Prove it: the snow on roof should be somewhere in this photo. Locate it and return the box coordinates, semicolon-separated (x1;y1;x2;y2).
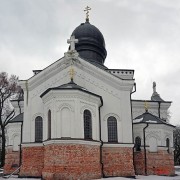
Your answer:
133;118;143;123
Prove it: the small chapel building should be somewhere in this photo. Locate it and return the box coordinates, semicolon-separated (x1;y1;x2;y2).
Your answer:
3;9;175;180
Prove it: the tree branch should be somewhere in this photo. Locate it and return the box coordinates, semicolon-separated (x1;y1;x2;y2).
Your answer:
4;110;15;126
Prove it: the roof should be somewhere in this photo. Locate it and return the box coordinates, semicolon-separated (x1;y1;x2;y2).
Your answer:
72;21;107;67
9;113;23;123
57;80;87;90
133;111;175;127
132;99;172;103
40;80;103;102
151;92;164;102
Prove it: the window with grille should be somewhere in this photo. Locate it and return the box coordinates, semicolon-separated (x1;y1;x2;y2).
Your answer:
48;110;51;139
84;110;92;139
107;116;118;142
135;136;141;151
35;116;43;142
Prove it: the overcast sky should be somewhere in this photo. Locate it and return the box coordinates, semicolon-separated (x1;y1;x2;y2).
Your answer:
0;0;180;125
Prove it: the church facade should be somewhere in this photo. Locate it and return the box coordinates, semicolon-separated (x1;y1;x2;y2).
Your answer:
3;15;175;180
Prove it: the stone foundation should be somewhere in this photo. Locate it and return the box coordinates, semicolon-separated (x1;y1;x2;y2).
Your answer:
102;147;135;177
4;147;20;175
19;146;44;177
42;143;101;180
134;149;175;176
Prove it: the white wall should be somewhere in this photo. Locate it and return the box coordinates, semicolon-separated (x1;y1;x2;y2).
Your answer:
6;123;21;151
20;55;134;144
133;123;175;152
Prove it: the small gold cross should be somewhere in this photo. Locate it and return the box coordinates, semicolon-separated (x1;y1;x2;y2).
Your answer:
69;66;75;81
84;6;91;22
145;101;148;112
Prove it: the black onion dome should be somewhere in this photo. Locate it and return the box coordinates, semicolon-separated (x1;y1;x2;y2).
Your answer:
72;21;107;66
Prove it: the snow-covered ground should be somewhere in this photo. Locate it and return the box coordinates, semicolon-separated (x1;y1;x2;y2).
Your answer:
1;166;180;179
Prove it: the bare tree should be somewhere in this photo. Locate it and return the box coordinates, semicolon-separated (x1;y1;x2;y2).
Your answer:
174;126;180;165
0;72;20;167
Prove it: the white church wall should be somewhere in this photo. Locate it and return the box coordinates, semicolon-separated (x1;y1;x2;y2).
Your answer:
41;90;101;141
133;123;174;152
74;62;134;144
20;55;134;144
132;101;171;121
6;123;21;151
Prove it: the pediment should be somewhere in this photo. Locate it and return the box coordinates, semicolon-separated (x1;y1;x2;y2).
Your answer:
19;51;135;96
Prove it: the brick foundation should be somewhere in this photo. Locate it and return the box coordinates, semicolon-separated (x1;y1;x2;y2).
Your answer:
4;147;20;175
102;147;135;177
19;146;44;177
134;149;175;176
42;143;101;180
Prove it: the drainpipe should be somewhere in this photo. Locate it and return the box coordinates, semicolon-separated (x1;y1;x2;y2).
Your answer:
18;100;23;167
143;123;149;176
99;97;104;178
130;83;136;169
158;102;161;118
19;122;23;166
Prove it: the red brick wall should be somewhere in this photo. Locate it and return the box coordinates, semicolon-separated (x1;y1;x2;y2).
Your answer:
134;151;145;175
43;144;101;180
42;144;101;180
102;147;135;177
134;150;175;176
19;146;44;177
4;147;20;175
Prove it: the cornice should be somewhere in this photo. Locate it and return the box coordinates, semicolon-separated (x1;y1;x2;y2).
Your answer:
20;55;134;93
43;139;100;146
41;90;101;105
76;57;134;91
103;143;134;148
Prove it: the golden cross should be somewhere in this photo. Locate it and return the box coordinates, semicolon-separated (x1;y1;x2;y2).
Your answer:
144;101;148;112
69;66;75;81
84;6;91;22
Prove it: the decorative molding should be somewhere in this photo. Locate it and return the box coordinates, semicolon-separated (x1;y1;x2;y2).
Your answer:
103;143;134;148
103;113;121;122
146;133;161;141
32;113;44;121
43;91;101;105
43;139;100;146
21;143;43;147
164;133;172;142
56;103;74;112
133;133;142;140
80;104;96;117
10;133;20;141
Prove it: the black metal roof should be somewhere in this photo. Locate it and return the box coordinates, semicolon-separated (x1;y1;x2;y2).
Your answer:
133;111;175;127
57;80;87;90
72;21;107;67
40;80;103;103
151;92;164;102
10;113;23;123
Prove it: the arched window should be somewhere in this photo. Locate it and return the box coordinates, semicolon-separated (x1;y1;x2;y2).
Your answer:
35;116;43;142
84;110;92;139
135;136;141;151
48;110;51;139
166;138;170;153
108;116;118;142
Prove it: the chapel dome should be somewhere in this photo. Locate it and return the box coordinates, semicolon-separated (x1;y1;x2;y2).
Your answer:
72;21;107;66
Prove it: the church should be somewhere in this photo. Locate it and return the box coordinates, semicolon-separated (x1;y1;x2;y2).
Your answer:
3;7;175;180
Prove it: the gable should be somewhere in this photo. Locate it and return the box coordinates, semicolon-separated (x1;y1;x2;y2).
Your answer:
19;51;135;96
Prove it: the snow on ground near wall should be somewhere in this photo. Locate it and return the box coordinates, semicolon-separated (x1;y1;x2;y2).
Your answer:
1;175;180;180
1;167;180;179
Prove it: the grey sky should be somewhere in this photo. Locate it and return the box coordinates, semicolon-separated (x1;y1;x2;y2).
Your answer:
0;0;180;125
